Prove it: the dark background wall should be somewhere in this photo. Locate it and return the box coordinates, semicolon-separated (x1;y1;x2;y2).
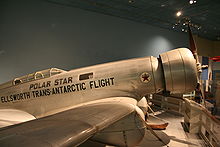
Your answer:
0;0;189;83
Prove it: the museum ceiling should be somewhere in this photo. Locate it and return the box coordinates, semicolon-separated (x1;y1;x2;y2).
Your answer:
46;0;220;41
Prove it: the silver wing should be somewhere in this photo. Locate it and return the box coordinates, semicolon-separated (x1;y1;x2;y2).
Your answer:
0;109;36;128
0;98;137;146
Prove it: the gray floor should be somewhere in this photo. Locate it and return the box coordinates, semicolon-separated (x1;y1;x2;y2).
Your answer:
138;111;207;147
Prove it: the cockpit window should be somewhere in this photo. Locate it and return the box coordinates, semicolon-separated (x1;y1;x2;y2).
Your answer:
14;79;22;85
79;72;93;81
35;72;44;80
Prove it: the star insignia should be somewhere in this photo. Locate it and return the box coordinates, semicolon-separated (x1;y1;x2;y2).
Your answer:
140;72;151;83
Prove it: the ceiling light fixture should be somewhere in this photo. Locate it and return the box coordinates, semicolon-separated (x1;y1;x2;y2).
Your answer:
128;0;135;3
176;11;182;17
189;0;197;4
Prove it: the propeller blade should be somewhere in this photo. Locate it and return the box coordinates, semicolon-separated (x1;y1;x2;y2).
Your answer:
199;80;206;107
188;24;201;71
188;24;197;54
188;24;206;107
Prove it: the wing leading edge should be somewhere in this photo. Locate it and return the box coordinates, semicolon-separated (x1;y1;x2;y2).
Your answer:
0;97;137;146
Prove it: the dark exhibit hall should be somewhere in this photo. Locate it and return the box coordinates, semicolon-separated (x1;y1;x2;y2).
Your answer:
0;0;220;147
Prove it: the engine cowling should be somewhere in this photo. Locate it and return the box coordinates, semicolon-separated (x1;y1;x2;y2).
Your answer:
159;48;197;94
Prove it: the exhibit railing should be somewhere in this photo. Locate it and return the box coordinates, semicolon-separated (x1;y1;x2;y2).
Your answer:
184;99;220;147
151;94;220;147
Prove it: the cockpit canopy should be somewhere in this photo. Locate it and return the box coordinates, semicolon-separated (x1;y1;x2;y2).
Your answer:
0;68;66;89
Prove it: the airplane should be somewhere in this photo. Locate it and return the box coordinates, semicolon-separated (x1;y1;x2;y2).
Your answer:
0;47;198;146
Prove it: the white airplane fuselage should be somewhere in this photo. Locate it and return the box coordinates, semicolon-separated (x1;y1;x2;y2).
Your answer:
0;56;164;118
0;48;198;120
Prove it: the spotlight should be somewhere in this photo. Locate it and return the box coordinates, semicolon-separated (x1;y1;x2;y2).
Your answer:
176;11;182;17
128;0;135;3
189;0;196;4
